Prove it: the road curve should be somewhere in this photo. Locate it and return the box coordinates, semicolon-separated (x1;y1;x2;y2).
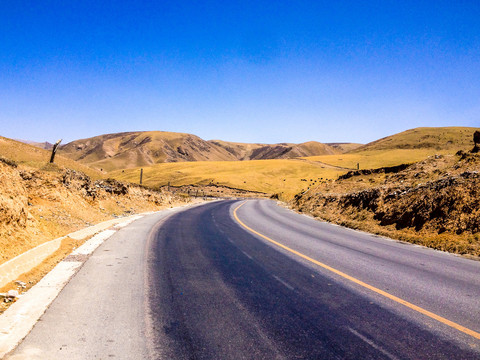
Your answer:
7;199;480;359
147;199;480;359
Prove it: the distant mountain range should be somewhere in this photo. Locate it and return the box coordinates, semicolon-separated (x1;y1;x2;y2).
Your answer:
15;140;54;150
54;131;361;172
15;126;479;173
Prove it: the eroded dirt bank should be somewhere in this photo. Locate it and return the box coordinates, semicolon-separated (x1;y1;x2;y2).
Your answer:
291;152;480;257
0;159;190;265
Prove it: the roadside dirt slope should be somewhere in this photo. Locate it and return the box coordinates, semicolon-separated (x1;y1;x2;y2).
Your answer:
292;151;480;257
0;157;189;265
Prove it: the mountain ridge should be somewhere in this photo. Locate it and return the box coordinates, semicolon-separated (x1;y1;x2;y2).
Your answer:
58;131;343;172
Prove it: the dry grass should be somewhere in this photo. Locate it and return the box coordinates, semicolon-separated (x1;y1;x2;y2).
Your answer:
59;131;341;172
305;127;479;170
0;136;103;179
305;206;480;258
303;149;453;170
354;126;479;152
110;159;346;200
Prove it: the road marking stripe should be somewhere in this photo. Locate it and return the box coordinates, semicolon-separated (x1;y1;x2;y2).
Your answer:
273;275;294;291
241;250;253;260
348;327;399;360
233;202;480;341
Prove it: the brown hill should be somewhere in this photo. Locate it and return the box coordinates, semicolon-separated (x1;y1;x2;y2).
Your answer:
326;143;363;153
59;131;339;171
209;140;339;160
59;131;238;172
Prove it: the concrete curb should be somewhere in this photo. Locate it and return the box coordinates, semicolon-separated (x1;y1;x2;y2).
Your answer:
0;237;66;289
0;214;144;359
0;215;148;289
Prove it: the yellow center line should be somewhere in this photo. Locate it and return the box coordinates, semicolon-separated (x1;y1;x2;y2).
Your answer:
233;202;480;341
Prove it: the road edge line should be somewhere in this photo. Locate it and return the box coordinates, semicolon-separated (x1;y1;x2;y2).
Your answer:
233;202;480;341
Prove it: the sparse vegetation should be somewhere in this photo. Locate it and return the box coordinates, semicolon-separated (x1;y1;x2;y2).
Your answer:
304;149;455;170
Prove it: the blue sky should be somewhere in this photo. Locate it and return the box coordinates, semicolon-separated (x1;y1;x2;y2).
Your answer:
1;1;479;144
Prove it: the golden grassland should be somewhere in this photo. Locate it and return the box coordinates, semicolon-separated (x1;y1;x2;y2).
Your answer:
353;126;479;152
54;126;480;200
0;136;104;179
109;138;475;200
110;159;346;199
303;149;454;170
305;127;479;170
111;145;465;200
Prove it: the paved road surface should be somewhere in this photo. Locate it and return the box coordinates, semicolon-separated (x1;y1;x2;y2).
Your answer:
8;200;480;359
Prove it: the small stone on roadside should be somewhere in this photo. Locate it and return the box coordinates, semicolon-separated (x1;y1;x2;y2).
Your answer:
7;290;19;298
15;281;27;288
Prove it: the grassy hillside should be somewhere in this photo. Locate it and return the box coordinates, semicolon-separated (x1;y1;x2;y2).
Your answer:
304;149;454;170
353;127;479;152
305;127;479;170
0;136;103;179
110;159;346;199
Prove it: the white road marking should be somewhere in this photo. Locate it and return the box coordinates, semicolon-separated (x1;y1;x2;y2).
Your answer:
241;250;253;260
348;327;399;360
273;275;294;291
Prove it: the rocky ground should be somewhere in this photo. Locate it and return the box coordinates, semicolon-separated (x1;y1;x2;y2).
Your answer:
0;157;190;265
291;151;480;257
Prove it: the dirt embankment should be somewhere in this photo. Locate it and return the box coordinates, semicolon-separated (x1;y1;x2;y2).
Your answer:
291;152;480;257
0;158;190;264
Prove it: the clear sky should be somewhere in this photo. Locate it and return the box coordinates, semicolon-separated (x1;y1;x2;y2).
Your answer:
1;1;479;144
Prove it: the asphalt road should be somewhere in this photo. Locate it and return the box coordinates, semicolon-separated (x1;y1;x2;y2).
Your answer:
8;200;480;359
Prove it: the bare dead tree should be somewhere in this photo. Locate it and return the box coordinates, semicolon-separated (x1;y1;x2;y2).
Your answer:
49;139;62;163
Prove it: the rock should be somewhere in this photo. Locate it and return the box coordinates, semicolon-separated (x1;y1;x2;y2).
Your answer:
15;281;26;288
7;290;19;298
